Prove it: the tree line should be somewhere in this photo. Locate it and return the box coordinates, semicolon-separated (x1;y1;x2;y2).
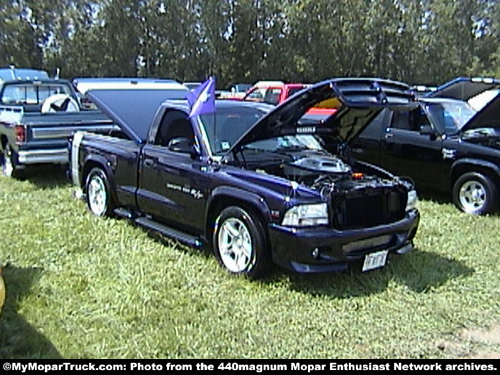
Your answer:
1;0;499;88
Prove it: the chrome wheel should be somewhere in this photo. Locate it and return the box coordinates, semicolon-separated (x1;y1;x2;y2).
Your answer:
453;172;497;215
458;180;487;213
87;173;108;216
218;217;254;273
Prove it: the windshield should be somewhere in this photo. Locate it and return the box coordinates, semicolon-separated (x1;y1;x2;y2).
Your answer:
244;135;324;152
1;83;72;105
200;107;267;155
427;101;477;134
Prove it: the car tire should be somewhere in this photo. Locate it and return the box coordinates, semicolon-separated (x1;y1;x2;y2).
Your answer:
1;145;24;179
85;167;115;217
452;172;498;214
213;206;271;279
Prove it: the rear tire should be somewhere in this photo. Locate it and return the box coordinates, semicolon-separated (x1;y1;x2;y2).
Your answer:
85;167;115;217
452;172;497;214
213;206;271;279
1;145;24;179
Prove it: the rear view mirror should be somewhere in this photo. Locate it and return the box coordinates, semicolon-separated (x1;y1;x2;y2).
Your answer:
419;125;435;135
167;137;198;158
419;125;437;140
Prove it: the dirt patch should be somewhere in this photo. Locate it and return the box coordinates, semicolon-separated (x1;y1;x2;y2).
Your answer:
460;325;500;346
437;324;500;359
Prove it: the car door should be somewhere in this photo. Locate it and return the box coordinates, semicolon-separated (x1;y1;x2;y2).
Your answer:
137;110;208;233
379;107;444;188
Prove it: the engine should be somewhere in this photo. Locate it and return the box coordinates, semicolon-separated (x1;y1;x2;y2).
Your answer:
282;155;408;230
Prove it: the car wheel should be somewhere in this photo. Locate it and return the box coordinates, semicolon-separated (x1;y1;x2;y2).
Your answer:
213;206;270;279
452;172;498;214
85;167;115;217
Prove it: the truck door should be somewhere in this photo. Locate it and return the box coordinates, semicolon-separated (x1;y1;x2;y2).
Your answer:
137;110;208;233
379;107;443;188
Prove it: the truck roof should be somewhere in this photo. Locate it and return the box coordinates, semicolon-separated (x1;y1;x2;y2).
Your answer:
0;67;49;82
73;77;184;94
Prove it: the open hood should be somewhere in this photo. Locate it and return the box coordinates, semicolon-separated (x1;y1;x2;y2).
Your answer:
87;88;189;143
427;77;500;101
461;90;500;132
227;78;415;153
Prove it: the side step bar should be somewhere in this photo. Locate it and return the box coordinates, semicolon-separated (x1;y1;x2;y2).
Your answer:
113;208;204;248
135;217;203;248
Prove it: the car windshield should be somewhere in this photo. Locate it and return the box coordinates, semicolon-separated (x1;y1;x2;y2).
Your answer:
427;101;477;134
200;107;267;155
243;135;324;153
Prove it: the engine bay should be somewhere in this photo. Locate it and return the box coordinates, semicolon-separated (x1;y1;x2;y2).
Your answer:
231;145;409;229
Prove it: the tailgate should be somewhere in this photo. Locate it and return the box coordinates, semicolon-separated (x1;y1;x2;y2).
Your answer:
22;110;117;143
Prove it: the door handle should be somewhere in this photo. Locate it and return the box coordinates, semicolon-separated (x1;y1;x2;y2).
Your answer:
384;133;394;139
351;148;364;155
143;159;156;167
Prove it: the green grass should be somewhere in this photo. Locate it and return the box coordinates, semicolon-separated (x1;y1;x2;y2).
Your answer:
1;167;499;359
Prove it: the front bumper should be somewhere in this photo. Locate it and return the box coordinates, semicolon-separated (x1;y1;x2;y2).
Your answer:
17;148;69;165
269;209;420;273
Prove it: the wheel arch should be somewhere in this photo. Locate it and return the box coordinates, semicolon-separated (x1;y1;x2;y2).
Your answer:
81;155;119;207
451;158;500;190
205;187;272;244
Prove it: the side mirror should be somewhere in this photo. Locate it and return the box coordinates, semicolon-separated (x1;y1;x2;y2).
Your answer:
419;125;435;136
167;137;198;157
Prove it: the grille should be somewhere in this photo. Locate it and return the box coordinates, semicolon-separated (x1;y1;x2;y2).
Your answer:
331;188;406;230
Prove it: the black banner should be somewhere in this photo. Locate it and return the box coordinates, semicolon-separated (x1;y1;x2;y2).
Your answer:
0;359;498;373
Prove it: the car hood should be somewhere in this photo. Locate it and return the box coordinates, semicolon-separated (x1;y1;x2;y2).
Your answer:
227;78;415;153
461;90;500;133
427;77;500;101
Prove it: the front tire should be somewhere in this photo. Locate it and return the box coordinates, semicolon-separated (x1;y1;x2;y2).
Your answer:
452;172;497;214
213;206;271;279
85;167;115;217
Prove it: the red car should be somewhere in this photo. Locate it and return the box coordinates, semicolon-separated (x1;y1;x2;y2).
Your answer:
239;81;337;117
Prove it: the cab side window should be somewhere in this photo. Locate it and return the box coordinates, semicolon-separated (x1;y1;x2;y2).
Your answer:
391;108;430;132
155;110;194;148
391;111;412;130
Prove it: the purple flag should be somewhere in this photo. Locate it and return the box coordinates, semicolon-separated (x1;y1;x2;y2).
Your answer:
187;77;215;118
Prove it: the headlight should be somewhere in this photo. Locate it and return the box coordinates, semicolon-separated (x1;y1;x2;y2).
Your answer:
406;190;418;211
282;203;329;227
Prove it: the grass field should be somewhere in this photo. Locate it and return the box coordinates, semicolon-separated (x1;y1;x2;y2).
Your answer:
0;167;499;359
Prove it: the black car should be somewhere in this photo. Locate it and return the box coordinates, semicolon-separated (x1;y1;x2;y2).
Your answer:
71;78;420;278
352;77;500;214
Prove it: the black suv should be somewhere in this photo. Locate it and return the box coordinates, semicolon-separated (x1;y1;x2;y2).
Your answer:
351;77;500;214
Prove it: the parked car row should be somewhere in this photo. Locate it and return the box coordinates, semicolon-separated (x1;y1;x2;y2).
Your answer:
1;67;499;279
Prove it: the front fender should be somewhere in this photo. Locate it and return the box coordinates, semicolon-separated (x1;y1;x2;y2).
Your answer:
451;158;500;182
206;185;272;225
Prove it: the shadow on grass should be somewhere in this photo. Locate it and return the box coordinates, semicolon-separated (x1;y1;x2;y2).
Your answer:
19;165;69;189
0;265;62;359
268;247;474;298
417;189;451;206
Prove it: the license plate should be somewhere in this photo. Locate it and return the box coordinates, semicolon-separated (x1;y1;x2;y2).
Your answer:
362;250;388;272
